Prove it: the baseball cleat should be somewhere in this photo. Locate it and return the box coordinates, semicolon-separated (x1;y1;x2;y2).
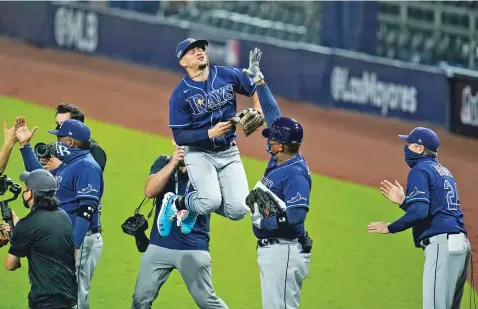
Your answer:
176;209;188;226
157;192;178;237
180;210;198;234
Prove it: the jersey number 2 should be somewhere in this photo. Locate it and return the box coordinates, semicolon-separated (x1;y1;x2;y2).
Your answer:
444;180;460;211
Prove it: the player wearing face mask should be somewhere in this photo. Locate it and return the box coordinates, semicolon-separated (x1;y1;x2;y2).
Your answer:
15;117;104;309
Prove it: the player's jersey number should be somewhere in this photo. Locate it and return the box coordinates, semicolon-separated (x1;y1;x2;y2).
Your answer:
444;179;460;211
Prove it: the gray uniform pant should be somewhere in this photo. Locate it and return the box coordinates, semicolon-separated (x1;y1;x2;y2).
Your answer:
76;231;103;309
183;145;249;221
131;244;228;309
422;233;472;309
257;239;311;309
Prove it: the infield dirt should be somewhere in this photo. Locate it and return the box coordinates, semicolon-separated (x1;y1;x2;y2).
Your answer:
1;38;477;283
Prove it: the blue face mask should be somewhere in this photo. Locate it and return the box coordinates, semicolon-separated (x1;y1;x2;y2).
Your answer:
266;140;277;157
54;141;89;162
404;145;423;168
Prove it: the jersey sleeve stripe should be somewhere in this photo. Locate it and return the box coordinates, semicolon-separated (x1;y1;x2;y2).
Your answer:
286;203;309;208
406;197;430;204
169;123;192;128
77;194;100;200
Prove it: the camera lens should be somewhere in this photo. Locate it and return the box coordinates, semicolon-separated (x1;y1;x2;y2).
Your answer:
34;143;48;157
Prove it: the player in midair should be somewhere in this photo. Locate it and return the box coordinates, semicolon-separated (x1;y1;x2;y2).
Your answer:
368;127;471;309
161;38;264;236
241;48;313;309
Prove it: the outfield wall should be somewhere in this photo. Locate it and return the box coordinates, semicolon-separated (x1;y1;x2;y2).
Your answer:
2;1;477;135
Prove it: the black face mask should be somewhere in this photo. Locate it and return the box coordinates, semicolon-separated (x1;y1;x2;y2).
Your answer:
22;190;33;209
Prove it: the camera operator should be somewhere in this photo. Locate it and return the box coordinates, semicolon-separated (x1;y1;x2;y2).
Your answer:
4;169;78;309
15;117;104;309
50;103;107;171
0;117;22;175
130;139;228;309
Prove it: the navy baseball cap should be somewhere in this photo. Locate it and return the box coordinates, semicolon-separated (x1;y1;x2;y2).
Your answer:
398;127;440;152
48;119;91;142
175;38;208;60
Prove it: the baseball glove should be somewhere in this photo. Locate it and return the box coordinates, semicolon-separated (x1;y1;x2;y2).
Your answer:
245;187;281;218
231;108;265;137
0;223;10;247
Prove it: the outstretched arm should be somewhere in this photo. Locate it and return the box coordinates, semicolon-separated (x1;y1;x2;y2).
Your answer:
0;118;23;174
254;81;282;127
242;48;282;127
15;117;43;172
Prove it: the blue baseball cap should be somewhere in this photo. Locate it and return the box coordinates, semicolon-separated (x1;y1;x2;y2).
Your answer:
175;38;208;60
48;119;91;142
398;127;440;152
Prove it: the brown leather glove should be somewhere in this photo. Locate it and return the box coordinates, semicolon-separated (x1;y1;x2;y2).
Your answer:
0;223;10;248
231;108;265;137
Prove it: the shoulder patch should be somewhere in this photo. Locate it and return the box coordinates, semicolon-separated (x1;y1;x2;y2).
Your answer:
407;186;426;198
287;192;308;204
78;184;99;195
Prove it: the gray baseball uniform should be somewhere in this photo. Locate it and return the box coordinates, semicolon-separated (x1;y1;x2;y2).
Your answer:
131;155;227;309
76;231;103;309
183;145;249;220
258;239;311;309
131;245;227;309
422;233;471;309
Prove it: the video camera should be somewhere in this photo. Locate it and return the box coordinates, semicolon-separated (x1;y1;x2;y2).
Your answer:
0;175;22;240
34;142;57;159
121;197;155;253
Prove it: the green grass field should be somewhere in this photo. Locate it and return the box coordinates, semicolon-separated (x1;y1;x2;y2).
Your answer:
0;96;476;309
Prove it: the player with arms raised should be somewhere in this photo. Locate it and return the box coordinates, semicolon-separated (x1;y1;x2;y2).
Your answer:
241;48;313;309
161;38;265;236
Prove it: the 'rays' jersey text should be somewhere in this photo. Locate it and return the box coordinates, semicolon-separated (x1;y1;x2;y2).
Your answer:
169;65;256;151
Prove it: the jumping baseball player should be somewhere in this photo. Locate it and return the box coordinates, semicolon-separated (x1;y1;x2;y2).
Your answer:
131;140;227;309
241;48;313;309
161;38;265;236
368;127;471;309
15;118;104;309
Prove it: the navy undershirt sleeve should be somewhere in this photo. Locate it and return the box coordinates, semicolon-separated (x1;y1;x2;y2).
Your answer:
388;201;429;234
172;128;210;146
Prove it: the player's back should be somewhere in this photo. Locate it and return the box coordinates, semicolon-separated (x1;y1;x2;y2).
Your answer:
413;158;466;240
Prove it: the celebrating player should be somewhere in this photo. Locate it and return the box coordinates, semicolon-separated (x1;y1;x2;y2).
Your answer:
241;48;313;309
368;127;471;309
15;118;104;309
161;38;265;236
131;139;227;309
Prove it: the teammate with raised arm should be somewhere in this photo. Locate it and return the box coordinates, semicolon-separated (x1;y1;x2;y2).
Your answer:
242;48;313;309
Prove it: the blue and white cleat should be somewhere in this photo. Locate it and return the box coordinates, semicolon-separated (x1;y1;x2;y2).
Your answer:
180;210;198;234
157;192;178;237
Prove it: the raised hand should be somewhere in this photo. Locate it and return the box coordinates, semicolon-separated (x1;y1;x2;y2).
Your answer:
3;121;17;146
15;117;38;146
242;47;264;83
380;180;405;205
